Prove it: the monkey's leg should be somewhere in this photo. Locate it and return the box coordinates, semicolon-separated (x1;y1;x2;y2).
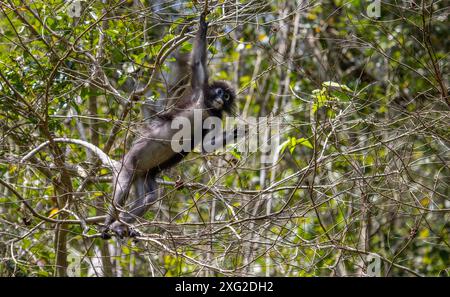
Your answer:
121;172;158;223
101;167;135;239
109;173;158;238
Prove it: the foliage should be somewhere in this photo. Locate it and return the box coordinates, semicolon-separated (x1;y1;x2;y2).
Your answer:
0;0;448;277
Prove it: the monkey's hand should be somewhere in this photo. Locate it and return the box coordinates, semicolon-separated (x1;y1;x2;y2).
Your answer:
200;12;208;32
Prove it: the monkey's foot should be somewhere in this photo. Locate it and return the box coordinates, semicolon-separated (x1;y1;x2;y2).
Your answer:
110;221;140;239
100;226;112;240
128;228;141;238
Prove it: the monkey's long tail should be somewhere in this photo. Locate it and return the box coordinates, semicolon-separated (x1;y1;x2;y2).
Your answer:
20;138;119;170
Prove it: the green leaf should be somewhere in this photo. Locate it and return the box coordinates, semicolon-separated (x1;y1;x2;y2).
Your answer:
279;137;313;155
180;42;192;53
229;147;241;160
322;81;352;92
295;137;313;149
279;138;291;155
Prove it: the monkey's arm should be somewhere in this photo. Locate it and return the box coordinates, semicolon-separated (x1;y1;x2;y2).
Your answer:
190;13;208;91
202;128;244;153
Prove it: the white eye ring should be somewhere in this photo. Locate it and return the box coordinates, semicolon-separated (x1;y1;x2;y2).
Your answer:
224;93;230;101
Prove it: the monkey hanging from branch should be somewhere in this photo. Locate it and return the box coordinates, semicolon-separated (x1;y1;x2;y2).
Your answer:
21;10;237;239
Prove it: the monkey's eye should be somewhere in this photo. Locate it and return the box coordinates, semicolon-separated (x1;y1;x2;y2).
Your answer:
215;88;224;97
224;93;230;101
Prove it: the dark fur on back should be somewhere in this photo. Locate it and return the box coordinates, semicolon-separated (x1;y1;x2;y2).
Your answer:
144;81;235;175
157;81;236;121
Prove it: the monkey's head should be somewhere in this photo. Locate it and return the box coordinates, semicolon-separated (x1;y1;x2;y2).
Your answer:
206;81;236;116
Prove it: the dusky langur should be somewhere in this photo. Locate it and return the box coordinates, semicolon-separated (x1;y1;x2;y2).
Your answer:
21;13;236;239
102;12;236;238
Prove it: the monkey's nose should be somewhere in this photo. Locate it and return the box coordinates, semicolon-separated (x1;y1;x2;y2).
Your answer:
213;98;224;109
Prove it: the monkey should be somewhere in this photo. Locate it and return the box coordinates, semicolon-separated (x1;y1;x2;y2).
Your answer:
101;12;236;238
21;12;237;239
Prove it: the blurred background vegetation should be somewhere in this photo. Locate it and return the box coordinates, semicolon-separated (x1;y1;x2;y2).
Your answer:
0;0;448;276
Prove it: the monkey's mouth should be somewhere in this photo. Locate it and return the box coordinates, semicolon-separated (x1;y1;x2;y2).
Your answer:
211;97;224;109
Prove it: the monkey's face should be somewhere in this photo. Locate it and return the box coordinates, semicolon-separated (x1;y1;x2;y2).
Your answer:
211;87;231;109
207;81;236;114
